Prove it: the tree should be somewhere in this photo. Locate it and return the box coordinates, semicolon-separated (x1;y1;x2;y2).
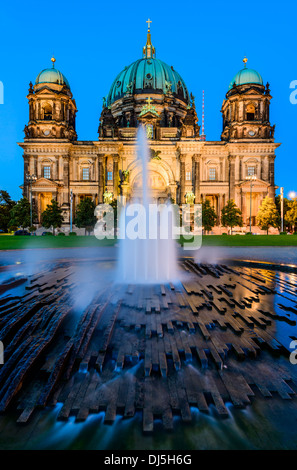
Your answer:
9;197;34;229
0;190;15;232
202;199;217;233
41;199;64;235
221;199;243;235
74;197;96;235
286;199;297;231
275;194;290;231
256;196;279;234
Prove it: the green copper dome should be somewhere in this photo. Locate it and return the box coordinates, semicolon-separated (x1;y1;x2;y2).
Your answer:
229;67;263;90
35;67;70;89
107;57;189;106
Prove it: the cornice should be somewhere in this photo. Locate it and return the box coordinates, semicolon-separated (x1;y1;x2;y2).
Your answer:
17;139;281;157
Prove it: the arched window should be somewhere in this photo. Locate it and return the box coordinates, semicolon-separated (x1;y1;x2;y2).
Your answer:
246;104;255;121
43;103;52;121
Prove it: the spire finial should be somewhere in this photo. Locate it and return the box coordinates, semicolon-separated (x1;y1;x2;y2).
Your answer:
51;55;56;68
200;90;206;141
243;56;248;68
143;18;155;58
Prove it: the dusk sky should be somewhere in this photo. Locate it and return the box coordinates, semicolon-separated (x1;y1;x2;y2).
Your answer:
0;0;296;200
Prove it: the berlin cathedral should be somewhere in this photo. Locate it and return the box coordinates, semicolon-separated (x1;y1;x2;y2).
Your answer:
19;21;280;231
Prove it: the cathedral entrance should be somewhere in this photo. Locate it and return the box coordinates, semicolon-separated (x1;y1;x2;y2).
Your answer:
131;170;169;202
40;192;53;213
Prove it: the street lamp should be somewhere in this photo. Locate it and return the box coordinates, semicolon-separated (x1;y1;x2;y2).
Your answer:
280;187;284;233
70;189;73;233
25;172;37;227
246;174;256;233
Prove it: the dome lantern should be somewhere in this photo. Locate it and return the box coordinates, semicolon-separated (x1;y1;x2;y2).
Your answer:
143;18;156;59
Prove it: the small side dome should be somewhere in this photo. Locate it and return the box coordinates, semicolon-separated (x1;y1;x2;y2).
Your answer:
229;58;263;90
35;58;70;89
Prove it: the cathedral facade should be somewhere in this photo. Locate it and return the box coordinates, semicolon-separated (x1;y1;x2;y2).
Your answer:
19;25;280;231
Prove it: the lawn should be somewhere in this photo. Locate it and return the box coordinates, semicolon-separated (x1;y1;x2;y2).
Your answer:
0;235;117;250
181;234;297;247
1;234;297;250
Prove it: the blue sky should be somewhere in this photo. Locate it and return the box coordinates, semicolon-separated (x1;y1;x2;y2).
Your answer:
0;0;296;200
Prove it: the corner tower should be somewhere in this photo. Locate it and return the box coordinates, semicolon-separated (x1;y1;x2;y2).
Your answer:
24;57;77;141
221;58;275;142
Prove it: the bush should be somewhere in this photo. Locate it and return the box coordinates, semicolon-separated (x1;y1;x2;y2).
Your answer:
57;232;66;236
293;232;297;236
280;231;287;235
69;231;77;236
245;232;253;235
221;233;228;236
44;232;53;236
29;225;37;232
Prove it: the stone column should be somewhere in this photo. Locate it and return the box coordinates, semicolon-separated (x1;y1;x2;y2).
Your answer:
228;155;235;201
169;182;177;202
63;155;70;204
179;155;186;204
33;156;38;177
263;155;269;181
98;156;104;203
239;158;242;181
72;157;77;181
23;156;29;198
268;155;275;199
192;154;200;202
113;155;119;197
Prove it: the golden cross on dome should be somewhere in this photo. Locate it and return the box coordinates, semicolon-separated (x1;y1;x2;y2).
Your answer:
146;97;152;108
51;56;56;68
243;56;248;67
146;18;152;31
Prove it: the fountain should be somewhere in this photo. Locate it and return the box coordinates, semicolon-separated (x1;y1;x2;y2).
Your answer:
117;126;178;284
1;129;297;447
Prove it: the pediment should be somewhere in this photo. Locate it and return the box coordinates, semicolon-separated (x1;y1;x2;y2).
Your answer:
33;177;59;187
242;88;264;96
139;110;159;119
34;87;56;96
237;177;270;188
206;159;219;165
34;85;67;97
244;157;259;163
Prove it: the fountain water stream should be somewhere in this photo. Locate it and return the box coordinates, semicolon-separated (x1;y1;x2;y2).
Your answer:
117;127;178;283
